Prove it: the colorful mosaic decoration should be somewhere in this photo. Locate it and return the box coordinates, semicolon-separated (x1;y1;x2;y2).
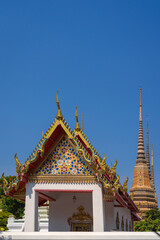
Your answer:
36;138;93;176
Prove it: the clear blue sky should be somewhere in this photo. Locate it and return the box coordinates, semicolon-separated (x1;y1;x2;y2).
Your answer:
0;1;160;205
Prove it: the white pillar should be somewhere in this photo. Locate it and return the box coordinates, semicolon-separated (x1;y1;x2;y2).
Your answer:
103;201;106;231
92;184;104;232
49;201;54;231
25;183;39;232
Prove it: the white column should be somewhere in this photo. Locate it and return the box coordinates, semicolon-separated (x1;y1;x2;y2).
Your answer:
24;183;39;232
92;184;104;232
49;201;54;231
103;201;106;231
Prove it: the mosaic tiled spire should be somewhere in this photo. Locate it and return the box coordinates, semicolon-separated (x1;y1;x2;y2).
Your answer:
146;116;151;177
130;89;158;218
136;88;145;163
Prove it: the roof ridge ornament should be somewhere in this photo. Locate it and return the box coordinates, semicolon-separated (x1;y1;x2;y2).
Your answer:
15;153;21;175
75;106;81;132
2;173;9;192
56;90;63;120
123;176;129;192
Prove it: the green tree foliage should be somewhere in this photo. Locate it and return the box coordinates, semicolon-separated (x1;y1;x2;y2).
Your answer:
135;209;160;231
0;175;25;219
0;211;12;231
1;196;24;219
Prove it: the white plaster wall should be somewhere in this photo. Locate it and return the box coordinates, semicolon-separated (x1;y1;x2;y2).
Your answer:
49;192;92;231
113;202;132;231
103;200;132;231
25;184;39;232
25;182;104;232
104;202;114;231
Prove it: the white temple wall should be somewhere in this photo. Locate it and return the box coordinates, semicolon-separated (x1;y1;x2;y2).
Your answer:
49;192;92;231
103;201;132;231
113;204;132;231
25;183;39;232
25;182;104;232
25;182;132;232
104;202;114;231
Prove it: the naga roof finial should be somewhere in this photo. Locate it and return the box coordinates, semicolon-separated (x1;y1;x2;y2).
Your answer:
2;173;8;191
123;176;129;192
75;106;81;131
14;153;21;174
56;90;63;120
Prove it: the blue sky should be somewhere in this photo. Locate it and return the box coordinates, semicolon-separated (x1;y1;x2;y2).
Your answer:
0;1;160;205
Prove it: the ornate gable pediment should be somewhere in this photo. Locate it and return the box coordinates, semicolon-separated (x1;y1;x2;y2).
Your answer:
31;137;95;180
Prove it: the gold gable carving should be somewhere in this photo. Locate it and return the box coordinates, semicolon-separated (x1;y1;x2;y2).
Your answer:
28;175;96;184
30;137;95;180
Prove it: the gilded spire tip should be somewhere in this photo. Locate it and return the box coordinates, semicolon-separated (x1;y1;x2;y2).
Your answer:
56;90;63;120
75;106;80;132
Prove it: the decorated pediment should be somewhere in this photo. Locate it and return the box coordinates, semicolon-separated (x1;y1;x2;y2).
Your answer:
3;91;132;210
34;137;94;177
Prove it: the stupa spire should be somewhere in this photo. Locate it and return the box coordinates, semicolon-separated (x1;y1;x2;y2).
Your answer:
150;144;155;190
136;88;145;163
146;116;151;177
75;106;81;132
130;89;158;217
56;90;63;120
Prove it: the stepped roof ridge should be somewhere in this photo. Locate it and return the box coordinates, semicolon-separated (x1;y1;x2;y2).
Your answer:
26;116;76;164
78;128;101;159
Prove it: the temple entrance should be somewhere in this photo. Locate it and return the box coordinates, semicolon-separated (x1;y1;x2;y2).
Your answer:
68;206;93;231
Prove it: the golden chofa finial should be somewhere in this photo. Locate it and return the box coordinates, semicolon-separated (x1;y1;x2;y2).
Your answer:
75;106;81;131
123;176;129;192
2;173;9;191
56;90;63;120
14;153;21;175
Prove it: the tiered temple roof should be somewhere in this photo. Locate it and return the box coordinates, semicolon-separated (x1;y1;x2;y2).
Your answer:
2;91;139;220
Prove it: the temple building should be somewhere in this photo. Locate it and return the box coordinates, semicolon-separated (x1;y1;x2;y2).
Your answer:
2;91;139;232
130;89;158;218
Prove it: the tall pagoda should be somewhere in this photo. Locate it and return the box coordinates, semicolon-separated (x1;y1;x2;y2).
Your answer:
130;89;158;218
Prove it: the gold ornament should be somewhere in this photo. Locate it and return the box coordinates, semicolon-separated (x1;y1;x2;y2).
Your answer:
111;159;117;176
56;90;63;120
123;176;129;192
75;106;81;131
14;153;21;175
2;173;9;191
21;159;30;173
